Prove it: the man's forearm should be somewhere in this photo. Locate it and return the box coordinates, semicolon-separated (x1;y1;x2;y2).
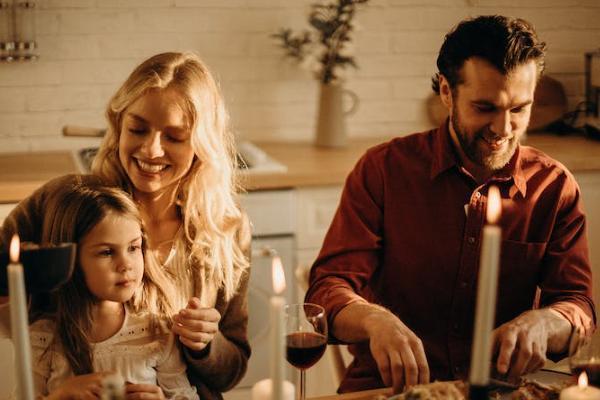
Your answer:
332;302;394;343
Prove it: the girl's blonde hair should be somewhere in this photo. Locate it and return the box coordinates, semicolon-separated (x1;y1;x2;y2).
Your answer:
37;179;177;374
92;52;249;301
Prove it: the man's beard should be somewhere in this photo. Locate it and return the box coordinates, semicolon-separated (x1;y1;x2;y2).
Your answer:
451;105;519;172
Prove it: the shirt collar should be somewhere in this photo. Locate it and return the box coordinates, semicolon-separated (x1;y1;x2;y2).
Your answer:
429;119;527;197
430;119;459;179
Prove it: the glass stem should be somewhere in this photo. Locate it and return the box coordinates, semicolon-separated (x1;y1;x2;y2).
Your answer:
299;369;306;400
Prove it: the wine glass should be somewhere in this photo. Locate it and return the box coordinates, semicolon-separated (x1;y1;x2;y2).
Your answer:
284;303;327;400
569;328;600;387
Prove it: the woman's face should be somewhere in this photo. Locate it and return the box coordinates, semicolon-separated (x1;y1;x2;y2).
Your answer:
118;87;195;198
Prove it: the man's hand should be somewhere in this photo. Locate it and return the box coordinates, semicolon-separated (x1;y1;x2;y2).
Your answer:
332;302;430;393
172;297;221;352
364;310;430;393
492;308;571;381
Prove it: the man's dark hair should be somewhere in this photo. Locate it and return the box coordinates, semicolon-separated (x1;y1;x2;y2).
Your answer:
431;15;546;94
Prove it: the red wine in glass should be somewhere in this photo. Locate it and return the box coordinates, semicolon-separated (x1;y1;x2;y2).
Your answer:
571;362;600;387
286;331;327;370
285;303;327;400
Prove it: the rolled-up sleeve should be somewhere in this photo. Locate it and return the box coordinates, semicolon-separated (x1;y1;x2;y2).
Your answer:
305;148;386;339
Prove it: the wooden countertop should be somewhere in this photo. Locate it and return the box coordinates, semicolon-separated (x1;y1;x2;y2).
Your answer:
1;133;600;203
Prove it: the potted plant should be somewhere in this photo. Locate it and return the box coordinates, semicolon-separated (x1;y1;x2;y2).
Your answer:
272;0;369;147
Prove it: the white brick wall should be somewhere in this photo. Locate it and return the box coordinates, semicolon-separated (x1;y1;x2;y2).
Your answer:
0;0;599;152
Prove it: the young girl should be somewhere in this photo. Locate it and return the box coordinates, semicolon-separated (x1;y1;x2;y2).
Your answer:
29;177;198;400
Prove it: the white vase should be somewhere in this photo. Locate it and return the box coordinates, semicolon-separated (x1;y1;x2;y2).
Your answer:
315;83;359;148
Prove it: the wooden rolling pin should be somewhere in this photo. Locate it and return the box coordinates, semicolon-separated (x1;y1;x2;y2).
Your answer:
62;125;106;137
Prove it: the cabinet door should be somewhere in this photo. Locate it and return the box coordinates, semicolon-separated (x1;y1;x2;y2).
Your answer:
295;186;343;250
0;203;16;227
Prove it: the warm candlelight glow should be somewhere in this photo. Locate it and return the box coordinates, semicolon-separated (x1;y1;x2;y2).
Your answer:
486;186;501;224
9;234;20;263
272;256;286;294
579;372;589;389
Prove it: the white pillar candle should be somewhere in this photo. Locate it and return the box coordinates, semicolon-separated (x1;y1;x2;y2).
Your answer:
271;256;286;400
8;235;34;400
561;372;600;400
469;186;502;386
251;379;295;400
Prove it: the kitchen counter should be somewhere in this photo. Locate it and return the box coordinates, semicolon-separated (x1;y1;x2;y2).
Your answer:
242;132;600;190
1;133;600;203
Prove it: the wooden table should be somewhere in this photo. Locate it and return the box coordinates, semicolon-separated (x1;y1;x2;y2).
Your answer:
309;388;392;400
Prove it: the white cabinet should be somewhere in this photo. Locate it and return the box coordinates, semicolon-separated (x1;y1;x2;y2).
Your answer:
295;186;344;289
295;187;343;251
294;186;345;398
0;203;16;226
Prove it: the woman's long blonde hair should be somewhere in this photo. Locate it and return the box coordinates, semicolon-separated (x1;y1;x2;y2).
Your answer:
92;52;249;301
37;178;177;374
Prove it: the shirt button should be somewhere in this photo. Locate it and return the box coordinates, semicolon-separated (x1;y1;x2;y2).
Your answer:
467;236;476;244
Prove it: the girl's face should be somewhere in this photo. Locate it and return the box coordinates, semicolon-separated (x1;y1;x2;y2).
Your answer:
78;212;144;303
118;87;195;199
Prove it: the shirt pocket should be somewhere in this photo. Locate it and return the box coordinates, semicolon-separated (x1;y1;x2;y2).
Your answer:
496;240;547;322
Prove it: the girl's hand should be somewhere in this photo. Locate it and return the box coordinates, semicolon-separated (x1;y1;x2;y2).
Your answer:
46;372;111;399
172;297;221;352
125;383;165;400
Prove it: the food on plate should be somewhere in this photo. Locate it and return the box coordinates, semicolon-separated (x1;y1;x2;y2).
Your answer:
393;380;467;399
390;377;567;400
510;379;566;400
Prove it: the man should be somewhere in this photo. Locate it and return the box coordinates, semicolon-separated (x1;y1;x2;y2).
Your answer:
305;15;595;394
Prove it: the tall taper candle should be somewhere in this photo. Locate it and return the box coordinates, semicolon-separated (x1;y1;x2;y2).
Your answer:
8;235;34;400
470;186;502;387
271;256;286;400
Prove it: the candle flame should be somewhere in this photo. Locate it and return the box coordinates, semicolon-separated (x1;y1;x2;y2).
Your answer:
486;186;501;224
579;371;589;389
9;235;20;263
272;256;286;294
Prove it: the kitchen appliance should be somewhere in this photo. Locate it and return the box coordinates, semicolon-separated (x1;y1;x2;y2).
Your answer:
235;189;297;395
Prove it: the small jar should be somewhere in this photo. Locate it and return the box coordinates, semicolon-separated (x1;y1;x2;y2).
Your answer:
0;1;14;62
14;1;37;61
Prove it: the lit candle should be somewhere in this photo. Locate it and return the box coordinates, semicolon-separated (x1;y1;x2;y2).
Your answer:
470;186;502;387
271;255;286;400
251;379;295;400
560;372;600;400
8;235;34;399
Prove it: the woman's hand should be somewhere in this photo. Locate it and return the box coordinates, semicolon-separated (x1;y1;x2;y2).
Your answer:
45;372;111;400
125;383;165;400
172;297;221;352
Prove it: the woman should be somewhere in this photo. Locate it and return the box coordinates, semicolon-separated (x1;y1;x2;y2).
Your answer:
1;52;251;400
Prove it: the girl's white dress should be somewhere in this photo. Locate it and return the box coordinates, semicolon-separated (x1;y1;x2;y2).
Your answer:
30;307;199;400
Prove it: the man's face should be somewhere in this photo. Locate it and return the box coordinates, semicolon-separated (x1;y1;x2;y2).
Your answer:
441;58;538;173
